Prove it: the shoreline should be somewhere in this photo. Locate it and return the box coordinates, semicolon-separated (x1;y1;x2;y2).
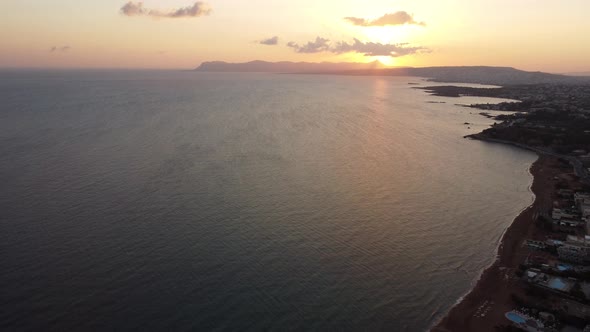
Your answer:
430;163;535;328
424;81;590;331
432;149;559;331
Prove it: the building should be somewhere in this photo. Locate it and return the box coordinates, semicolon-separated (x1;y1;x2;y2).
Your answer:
558;189;574;198
526;240;547;251
552;208;577;220
552;219;585;233
504;310;557;332
557;235;590;264
581;204;590;219
524;269;576;295
574;192;590;217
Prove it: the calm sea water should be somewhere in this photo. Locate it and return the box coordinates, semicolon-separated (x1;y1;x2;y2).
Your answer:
0;70;536;331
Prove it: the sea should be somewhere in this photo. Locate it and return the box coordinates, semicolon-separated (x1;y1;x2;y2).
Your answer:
0;70;536;331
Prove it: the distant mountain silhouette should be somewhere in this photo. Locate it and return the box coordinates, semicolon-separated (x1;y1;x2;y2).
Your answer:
196;61;590;85
195;60;387;73
319;66;585;85
387;66;577;85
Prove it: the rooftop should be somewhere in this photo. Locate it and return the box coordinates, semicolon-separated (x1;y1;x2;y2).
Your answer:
525;269;575;293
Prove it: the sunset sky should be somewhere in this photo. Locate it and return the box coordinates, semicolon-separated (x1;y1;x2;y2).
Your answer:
1;0;588;72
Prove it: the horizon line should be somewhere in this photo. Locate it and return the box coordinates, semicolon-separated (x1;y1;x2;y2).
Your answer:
0;63;588;75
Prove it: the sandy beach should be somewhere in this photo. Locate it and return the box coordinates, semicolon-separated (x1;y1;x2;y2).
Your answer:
432;154;562;331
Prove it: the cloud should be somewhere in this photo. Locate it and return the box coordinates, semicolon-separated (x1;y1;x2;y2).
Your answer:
50;46;71;52
259;36;279;46
286;37;429;57
287;37;330;53
344;11;425;27
344;17;366;26
333;39;428;57
120;1;211;18
121;2;145;16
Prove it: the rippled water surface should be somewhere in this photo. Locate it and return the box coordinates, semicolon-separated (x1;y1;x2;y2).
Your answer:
0;71;536;331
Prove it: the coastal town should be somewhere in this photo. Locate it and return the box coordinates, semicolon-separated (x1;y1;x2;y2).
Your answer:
425;82;590;332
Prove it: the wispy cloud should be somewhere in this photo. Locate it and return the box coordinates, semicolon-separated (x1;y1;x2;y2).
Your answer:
120;1;212;18
50;46;71;52
286;37;429;57
344;11;425;27
287;37;330;53
259;36;279;46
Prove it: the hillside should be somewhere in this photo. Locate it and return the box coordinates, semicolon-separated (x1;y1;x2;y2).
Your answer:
195;61;590;85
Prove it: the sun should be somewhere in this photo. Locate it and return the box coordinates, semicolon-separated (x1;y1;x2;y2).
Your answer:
360;26;411;67
337;46;395;67
363;27;403;44
374;56;395;67
343;53;395;67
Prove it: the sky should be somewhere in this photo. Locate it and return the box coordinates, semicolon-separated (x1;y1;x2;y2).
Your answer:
0;0;588;72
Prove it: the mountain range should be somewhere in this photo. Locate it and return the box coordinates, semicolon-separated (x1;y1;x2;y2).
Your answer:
195;60;386;73
195;61;590;85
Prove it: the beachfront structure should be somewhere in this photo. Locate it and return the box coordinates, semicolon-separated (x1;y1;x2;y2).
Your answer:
526;240;548;251
574;192;590;217
557;235;590;264
524;253;577;274
551;208;577;220
574;192;590;205
545;239;564;249
551;219;585;233
523;269;575;295
504;310;557;332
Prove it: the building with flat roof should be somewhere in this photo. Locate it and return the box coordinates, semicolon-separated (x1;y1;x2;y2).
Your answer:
557;235;590;264
524;269;576;295
574;192;590;218
504;310;557;332
552;219;585;233
552;208;578;220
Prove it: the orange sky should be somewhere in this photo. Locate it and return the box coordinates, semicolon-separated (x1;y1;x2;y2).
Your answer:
0;0;588;72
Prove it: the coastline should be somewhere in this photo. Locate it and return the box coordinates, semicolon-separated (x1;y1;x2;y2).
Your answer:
432;152;559;331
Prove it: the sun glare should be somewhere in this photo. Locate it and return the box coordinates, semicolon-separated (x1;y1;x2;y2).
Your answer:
342;52;394;66
363;26;406;44
375;56;395;66
359;26;412;67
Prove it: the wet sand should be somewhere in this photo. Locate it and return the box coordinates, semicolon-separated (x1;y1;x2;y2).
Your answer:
432;155;560;331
